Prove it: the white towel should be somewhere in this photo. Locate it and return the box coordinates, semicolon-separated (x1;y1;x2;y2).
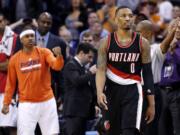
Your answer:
0;26;15;56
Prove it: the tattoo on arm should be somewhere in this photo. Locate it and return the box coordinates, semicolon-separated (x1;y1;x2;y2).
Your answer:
97;38;108;70
141;37;151;64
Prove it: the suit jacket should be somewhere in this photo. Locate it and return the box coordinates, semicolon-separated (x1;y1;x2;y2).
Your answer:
63;58;96;118
44;33;67;99
46;33;66;59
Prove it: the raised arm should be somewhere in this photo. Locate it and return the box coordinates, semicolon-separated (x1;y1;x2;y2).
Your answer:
45;47;64;71
9;19;23;30
160;29;176;54
160;19;180;54
96;37;108;110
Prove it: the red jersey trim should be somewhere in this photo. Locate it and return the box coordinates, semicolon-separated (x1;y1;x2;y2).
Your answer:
114;32;137;48
107;64;141;81
11;34;17;56
106;34;111;52
0;33;17;93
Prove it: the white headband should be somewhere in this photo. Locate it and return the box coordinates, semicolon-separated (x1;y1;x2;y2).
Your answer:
20;29;35;39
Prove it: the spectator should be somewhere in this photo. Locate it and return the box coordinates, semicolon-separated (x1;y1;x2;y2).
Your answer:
172;6;180;19
59;26;76;60
149;0;166;39
80;11;99;40
65;0;88;42
15;0;43;20
86;0;105;12
91;20;108;49
81;31;95;45
158;0;173;23
96;0;117;32
80;12;109;42
9;18;38;34
136;1;150;19
116;0;140;12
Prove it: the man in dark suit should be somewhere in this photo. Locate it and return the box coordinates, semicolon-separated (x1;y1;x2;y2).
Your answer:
63;43;97;135
36;12;66;101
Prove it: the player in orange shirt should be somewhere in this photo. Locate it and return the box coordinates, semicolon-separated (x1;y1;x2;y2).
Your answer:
1;28;64;135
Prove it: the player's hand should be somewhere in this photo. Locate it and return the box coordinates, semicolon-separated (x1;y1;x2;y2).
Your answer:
145;105;155;124
52;47;62;57
1;104;9;115
97;92;108;110
95;106;101;117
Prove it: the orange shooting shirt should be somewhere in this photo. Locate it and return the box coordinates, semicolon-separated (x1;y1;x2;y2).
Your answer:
3;47;64;105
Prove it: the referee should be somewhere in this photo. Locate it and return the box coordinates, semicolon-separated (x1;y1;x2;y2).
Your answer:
136;19;178;135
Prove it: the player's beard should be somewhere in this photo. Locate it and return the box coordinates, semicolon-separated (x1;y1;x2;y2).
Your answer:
123;22;132;31
28;40;36;46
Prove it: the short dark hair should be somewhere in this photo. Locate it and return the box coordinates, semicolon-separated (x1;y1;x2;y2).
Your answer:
76;43;96;54
115;6;131;16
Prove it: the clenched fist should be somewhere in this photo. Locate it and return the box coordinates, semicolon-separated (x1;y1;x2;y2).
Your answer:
52;47;62;57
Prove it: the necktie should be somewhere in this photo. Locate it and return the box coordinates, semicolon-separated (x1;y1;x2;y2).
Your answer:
41;37;45;48
38;37;45;48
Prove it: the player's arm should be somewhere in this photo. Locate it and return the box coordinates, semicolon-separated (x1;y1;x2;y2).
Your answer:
141;37;154;96
96;37;108;110
141;37;155;123
2;59;17;114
